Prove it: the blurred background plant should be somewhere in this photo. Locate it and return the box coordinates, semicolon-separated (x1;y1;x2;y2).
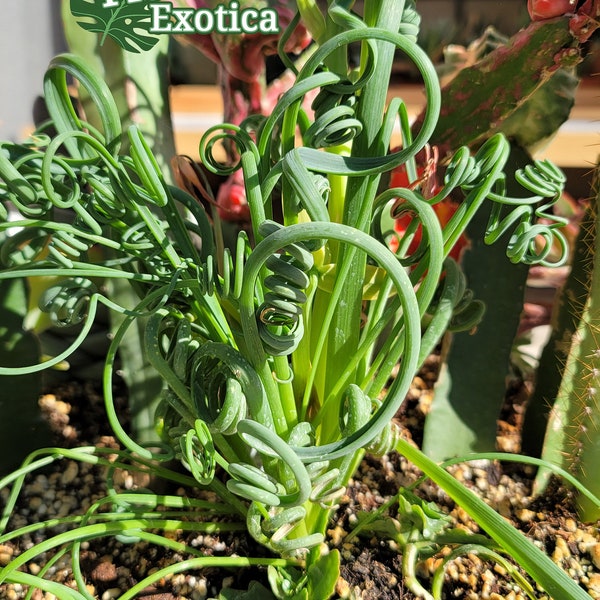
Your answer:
526;162;600;523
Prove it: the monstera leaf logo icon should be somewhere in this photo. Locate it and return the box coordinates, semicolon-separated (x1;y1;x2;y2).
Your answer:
70;0;161;53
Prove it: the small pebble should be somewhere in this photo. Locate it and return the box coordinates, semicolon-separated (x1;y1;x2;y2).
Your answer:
336;576;351;598
496;497;512;517
481;580;492;598
553;536;572;563
446;563;459;581
0;544;14;566
91;559;117;583
589;574;600;595
564;518;578;533
192;578;208;600
28;496;43;510
327;525;345;546
516;508;536;523
28;477;48;495
475;477;489;492
591;543;600;570
61;462;79;485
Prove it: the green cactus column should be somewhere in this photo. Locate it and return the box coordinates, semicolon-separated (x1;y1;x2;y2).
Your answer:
522;199;595;457
536;164;600;523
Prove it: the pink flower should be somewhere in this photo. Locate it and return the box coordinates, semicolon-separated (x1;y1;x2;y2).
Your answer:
527;0;576;20
528;0;600;42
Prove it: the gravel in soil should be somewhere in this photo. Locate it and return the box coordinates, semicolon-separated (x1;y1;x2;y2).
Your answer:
1;365;599;599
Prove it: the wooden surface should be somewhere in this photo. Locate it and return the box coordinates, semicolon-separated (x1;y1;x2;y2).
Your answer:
170;83;599;168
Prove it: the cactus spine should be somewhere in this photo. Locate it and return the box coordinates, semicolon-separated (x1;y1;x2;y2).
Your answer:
536;165;600;522
522;202;595;458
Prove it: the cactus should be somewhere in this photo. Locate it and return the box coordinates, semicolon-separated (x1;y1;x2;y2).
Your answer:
522;198;595;457
416;17;586;160
534;165;600;522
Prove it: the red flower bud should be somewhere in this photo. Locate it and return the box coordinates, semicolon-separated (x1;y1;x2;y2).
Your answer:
527;0;575;20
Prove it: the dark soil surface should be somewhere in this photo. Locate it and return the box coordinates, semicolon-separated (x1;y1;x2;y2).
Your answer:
1;357;599;600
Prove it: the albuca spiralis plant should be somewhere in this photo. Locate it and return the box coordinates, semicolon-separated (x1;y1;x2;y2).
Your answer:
0;1;594;598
